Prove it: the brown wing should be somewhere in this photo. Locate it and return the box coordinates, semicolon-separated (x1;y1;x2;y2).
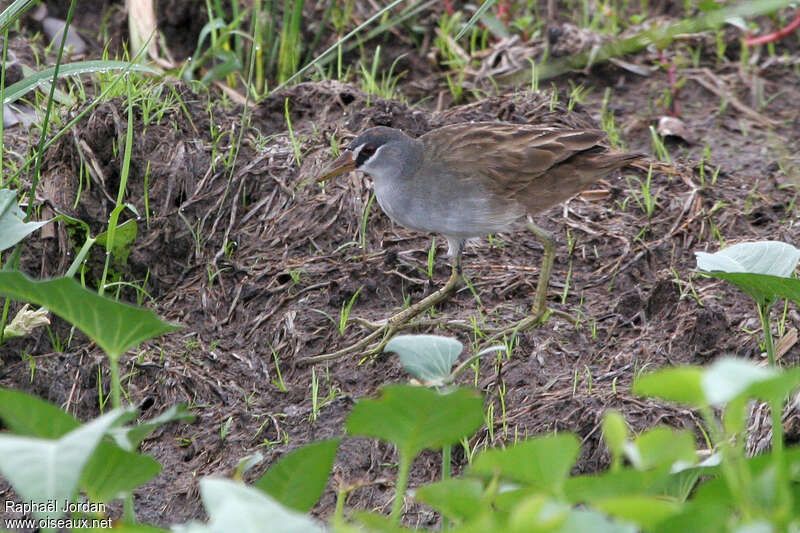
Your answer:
420;122;640;214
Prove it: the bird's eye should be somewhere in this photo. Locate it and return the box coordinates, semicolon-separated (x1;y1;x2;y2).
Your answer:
355;144;377;166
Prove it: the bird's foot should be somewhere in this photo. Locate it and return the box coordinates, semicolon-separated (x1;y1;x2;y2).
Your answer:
484;308;550;345
350;316;389;329
300;320;399;364
300;275;460;364
482;308;575;347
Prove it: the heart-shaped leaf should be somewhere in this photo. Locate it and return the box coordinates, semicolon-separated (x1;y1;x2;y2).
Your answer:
385;334;463;385
469;433;580;491
633;366;705;406
696;241;800;306
624;426;697;470
346;385;483;460
0;388;161;501
414;478;486;522
188;478;325;533
702;357;781;406
695;241;800;277
254;438;340;513
0;271;179;358
592;495;681;529
96;219;138;265
0;189;50;251
0;407;134;520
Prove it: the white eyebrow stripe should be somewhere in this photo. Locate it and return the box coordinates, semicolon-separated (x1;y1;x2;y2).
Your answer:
353;141;383;168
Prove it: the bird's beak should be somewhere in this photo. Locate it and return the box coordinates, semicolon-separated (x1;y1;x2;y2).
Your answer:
316;150;356;182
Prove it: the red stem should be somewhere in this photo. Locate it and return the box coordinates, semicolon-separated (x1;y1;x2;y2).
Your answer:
659;50;681;117
744;10;800;46
497;1;511;24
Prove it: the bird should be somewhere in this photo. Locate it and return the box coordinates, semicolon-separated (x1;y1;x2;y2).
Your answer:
313;121;641;360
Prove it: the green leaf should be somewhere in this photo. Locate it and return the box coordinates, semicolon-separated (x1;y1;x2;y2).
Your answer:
0;408;134;520
346;385;483;460
352;511;420;533
701;272;800;307
235;453;264;479
96;219;138;265
507;495;569;531
696;241;800;277
0;189;50;251
414;478;486;522
633;367;705;406
701;358;779;406
469;434;580;491
745;368;800;403
559;509;638;533
0;271;179;358
0;0;37;32
3;60;158;106
0;388;79;438
732;521;774;533
565;468;676;501
254;438;340;513
593;495;681;529
196;478;325;533
697;0;723;11
654;501;733;533
626;427;697;470
80;443;161;502
0;388;162;501
696;241;800;305
109;404;195;451
385;334;463;385
601;411;628;461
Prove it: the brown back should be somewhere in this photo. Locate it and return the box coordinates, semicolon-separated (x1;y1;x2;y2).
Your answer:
421;122;641;214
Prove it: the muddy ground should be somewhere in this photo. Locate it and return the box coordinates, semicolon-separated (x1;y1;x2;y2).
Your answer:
2;0;800;528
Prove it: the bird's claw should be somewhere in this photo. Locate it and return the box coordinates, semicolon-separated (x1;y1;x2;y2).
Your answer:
300;318;400;364
350;316;389;329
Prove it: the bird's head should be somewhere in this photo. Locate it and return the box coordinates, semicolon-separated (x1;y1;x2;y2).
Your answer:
316;126;419;183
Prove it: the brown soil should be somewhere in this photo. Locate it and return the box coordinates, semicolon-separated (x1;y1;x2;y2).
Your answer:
2;0;800;528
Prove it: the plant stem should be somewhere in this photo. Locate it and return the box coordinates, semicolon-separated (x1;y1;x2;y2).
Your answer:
757;301;776;366
390;453;412;524
333;488;347;528
442;445;451;531
700;405;751;520
123;495;135;523
110;356;121;409
771;396;789;526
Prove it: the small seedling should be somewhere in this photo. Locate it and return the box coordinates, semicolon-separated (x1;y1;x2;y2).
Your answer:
338;286;363;335
359;192;375;254
426;238;437;279
220;416;233;442
626;164;660;217
649;126;672;163
270;345;288;392
384;334;505;388
284;98;302;166
310;366;320;422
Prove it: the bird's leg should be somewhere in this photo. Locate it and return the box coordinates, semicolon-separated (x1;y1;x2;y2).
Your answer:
302;241;464;363
484;222;556;344
527;221;555;319
385;248;462;326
